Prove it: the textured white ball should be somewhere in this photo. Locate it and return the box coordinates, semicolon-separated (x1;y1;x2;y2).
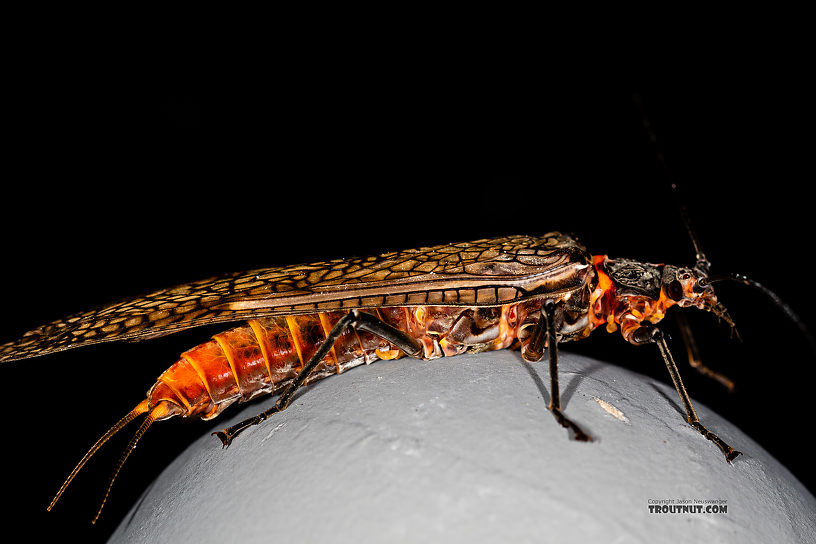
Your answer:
109;351;816;544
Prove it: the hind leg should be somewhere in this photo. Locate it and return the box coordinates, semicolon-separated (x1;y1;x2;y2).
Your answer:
214;310;422;447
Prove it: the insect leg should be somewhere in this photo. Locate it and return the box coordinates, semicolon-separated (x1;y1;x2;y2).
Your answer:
675;313;736;392
542;300;592;442
634;324;741;462
213;310;423;447
521;306;547;362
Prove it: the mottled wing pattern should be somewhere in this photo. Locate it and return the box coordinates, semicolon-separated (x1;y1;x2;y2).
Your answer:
0;233;585;362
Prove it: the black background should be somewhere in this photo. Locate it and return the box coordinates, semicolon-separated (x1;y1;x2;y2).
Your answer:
2;30;814;543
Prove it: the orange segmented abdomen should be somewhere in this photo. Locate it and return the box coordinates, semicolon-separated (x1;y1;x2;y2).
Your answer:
213;326;271;399
285;314;329;372
317;310;367;370
183;339;242;404
146;382;188;414
149;312;405;420
147;305;525;421
248;317;301;383
150;357;214;417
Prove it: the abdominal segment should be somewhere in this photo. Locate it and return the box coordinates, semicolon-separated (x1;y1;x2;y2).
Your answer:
148;305;528;419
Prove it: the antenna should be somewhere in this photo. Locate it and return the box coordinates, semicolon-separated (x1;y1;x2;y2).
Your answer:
632;93;710;274
632;92;816;357
710;273;816;357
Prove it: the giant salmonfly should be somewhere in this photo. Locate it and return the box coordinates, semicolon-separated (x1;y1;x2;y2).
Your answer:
2;219;811;522
2;89;813;533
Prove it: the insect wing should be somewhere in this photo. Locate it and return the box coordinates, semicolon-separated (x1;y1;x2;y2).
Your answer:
0;233;588;363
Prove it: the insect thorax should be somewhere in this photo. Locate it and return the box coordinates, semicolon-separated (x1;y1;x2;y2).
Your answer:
603;258;664;299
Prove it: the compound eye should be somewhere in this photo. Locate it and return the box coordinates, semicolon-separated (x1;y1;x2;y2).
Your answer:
667;280;684;301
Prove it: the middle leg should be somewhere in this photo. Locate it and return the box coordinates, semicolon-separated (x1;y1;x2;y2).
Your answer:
525;300;592;442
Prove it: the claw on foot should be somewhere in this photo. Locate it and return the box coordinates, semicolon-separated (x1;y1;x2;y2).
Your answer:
690;421;741;463
571;426;593;442
725;449;742;463
552;408;592;442
212;430;233;449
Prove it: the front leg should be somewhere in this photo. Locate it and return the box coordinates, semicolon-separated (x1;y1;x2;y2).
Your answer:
633;324;741;462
